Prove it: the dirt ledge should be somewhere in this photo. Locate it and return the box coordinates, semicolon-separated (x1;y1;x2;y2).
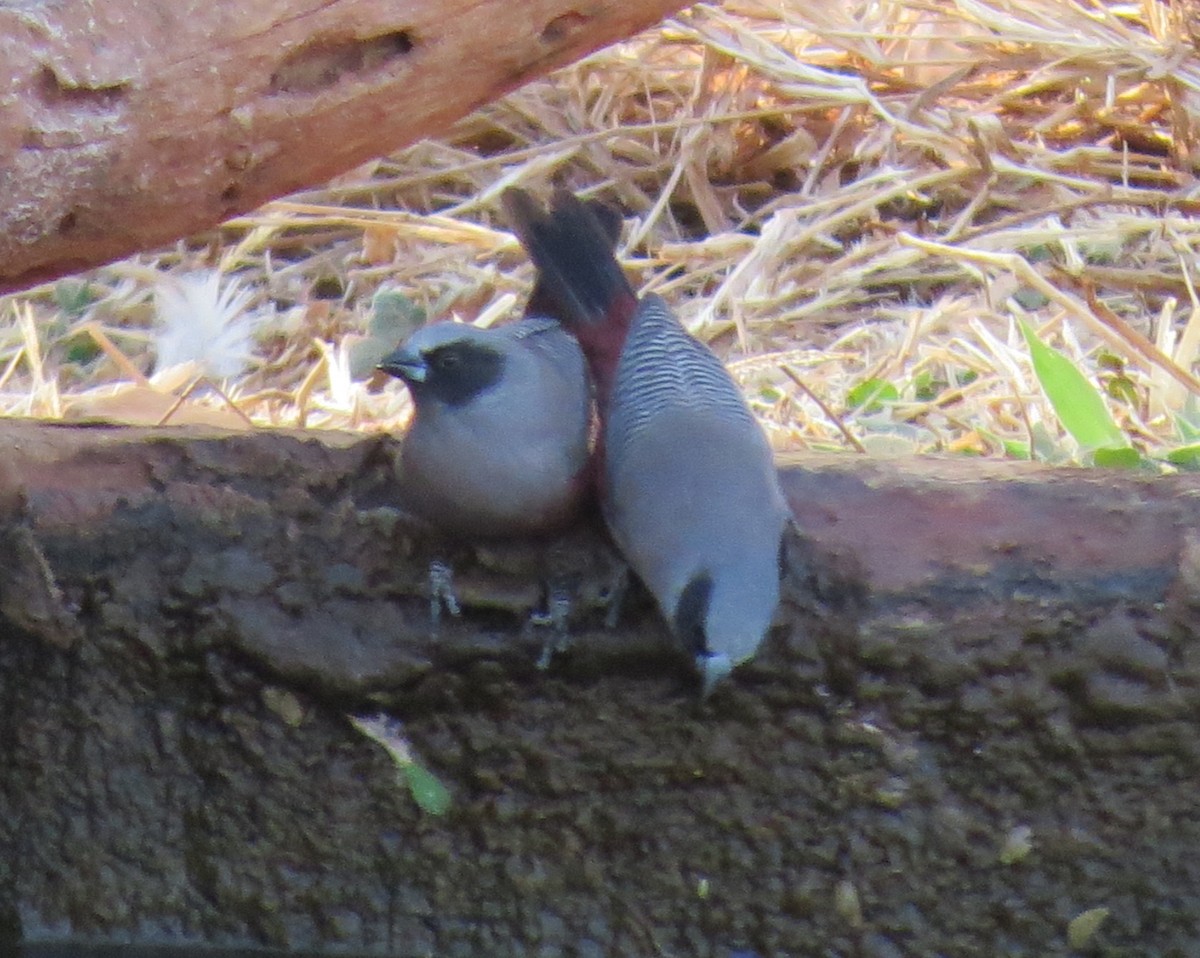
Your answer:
1;419;1197;956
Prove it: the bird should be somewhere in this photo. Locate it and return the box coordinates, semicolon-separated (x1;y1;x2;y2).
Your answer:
503;188;793;693
378;316;592;628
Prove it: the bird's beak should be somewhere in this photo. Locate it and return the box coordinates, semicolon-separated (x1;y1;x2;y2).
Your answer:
698;651;733;698
378;347;427;384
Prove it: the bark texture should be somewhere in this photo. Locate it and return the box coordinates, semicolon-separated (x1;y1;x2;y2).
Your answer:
1;419;1198;955
0;0;691;295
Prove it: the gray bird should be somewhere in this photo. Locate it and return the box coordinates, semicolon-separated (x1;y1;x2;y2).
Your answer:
504;188;793;692
378;317;592;624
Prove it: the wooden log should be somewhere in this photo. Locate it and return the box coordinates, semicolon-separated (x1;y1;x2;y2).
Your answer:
2;419;1199;954
0;0;691;295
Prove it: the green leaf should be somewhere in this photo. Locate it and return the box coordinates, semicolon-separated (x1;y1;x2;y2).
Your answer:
1104;375;1138;406
1096;351;1125;372
1164;443;1200;470
1019;320;1127;452
54;280;97;318
310;275;344;300
1029;420;1071;463
370;289;426;341
1067;906;1110;949
1174;398;1200;442
1081;238;1122;265
1001;438;1030;459
402;761;451;816
1091;446;1142;469
913;370;943;402
975;427;1026;460
64;336;102;365
847;378;899;413
1012;287;1049;310
1177;417;1200;444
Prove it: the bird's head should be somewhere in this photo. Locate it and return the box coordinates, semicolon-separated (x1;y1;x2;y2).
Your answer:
672;541;786;697
378;323;507;408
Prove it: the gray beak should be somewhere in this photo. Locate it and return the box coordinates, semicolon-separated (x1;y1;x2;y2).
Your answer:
698;651;733;698
378;347;427;384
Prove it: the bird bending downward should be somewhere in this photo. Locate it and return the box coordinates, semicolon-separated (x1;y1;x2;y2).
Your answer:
504;188;793;693
378;316;592;627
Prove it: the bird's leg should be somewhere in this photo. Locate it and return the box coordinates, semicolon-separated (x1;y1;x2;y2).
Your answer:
602;564;631;629
530;574;573;670
428;558;462;625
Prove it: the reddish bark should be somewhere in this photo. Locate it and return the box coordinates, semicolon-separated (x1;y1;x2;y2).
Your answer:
0;0;692;293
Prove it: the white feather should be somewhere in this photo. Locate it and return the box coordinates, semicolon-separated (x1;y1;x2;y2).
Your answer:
154;272;268;379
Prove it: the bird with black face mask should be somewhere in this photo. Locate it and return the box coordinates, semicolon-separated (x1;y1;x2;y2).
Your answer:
378;316;592;630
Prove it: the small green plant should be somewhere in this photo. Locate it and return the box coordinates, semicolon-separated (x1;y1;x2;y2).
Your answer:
847;377;899;413
53;279;98;318
401;761;452;816
1019;320;1140;467
349;713;451;816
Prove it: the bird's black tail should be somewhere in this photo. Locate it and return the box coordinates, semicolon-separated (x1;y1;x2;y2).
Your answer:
504;188;637;332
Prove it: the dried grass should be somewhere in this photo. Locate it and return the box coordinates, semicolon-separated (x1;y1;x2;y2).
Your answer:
4;0;1200;460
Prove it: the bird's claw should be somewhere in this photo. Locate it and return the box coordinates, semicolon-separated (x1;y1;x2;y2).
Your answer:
428;559;462;625
530;580;573;669
602;565;631;629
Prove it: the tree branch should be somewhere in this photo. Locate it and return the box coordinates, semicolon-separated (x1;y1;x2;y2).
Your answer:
0;0;692;293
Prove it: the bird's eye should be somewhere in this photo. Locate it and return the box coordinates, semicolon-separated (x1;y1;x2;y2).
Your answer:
437;352;461;369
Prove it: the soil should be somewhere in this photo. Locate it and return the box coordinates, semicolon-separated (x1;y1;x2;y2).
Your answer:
1;421;1197;957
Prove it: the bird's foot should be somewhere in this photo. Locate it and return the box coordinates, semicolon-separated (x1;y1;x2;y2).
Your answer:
529;579;573;669
602;565;631;629
428;559;462;625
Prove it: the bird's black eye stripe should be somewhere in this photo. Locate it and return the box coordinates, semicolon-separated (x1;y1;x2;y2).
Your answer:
419;341;505;407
